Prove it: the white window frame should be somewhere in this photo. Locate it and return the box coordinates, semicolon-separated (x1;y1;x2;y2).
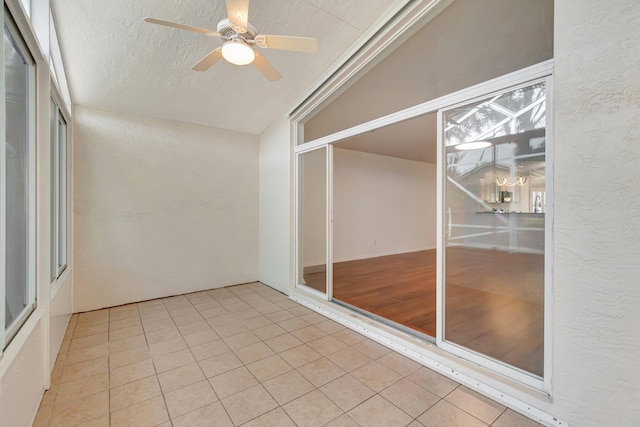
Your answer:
437;75;554;391
51;95;68;281
0;6;37;351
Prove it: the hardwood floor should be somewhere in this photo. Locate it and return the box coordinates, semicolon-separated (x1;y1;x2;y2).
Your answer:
303;247;544;377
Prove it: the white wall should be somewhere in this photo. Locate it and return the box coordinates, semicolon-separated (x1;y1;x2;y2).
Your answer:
73;106;259;312
0;315;45;427
333;148;436;262
259;1;640;426
258;115;292;294
550;0;640;425
49;273;72;368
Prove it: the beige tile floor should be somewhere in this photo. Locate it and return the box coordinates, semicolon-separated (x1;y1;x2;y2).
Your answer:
33;282;543;427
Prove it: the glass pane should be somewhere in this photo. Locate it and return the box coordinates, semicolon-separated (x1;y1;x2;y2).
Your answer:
444;82;546;377
50;99;59;280
298;148;327;293
5;26;31;331
331;113;437;338
58;117;67;270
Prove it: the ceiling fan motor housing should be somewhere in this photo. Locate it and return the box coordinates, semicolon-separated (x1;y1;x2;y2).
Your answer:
217;18;258;42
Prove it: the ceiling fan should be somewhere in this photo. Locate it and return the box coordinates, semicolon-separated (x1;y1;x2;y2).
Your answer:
144;0;318;82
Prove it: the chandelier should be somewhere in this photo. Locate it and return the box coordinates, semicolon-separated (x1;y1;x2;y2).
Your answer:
496;176;527;187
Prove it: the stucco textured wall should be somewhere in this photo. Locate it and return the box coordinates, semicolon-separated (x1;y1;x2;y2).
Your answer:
73;106;259;312
258;115;292;294
260;2;640;425
553;1;640;425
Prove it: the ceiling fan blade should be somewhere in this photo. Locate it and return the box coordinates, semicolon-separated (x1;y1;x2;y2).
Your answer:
226;0;250;33
252;50;281;82
256;35;318;53
144;18;220;37
192;48;223;71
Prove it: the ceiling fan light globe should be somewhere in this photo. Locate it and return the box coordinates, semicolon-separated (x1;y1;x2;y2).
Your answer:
222;40;255;65
455;141;492;151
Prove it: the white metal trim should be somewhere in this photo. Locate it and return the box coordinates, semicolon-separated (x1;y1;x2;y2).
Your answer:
440;341;544;390
296;283;327;300
435;109;444;347
293;148;301;293
543;74;555;393
50;97;69;281
294;60;553;153
326;144;333;301
0;5;7;355
49;10;72;112
50;77;71;123
27;25;37;312
294;146;330;297
58;115;68;274
292;136;300;295
51;98;59;281
288;0;413;117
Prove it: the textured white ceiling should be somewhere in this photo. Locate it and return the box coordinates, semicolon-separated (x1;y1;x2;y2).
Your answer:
50;0;396;135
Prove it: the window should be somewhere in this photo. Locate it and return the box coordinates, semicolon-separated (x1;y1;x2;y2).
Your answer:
51;99;67;280
2;10;36;349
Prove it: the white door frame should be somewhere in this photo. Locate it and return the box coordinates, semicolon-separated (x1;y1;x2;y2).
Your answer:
294;145;332;300
293;60;553;392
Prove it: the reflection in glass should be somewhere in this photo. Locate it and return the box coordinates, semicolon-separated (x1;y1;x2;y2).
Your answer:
330;113;437;338
444;82;546;376
58;117;68;271
51;101;68;280
5;26;32;332
298;148;327;294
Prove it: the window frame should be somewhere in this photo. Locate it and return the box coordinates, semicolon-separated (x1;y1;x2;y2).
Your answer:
1;6;37;350
51;95;68;281
437;76;554;390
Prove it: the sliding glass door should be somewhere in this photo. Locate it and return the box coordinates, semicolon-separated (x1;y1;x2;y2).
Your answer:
296;147;329;296
442;81;548;379
330;113;438;338
293;64;553;389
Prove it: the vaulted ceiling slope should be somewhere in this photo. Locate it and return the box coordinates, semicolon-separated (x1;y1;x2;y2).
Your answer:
51;0;397;135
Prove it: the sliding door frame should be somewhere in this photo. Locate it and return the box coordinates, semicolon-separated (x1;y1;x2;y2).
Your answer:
294;144;333;300
293;59;554;392
437;74;554;391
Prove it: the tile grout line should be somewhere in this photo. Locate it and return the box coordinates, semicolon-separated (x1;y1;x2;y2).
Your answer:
158;296;188;424
490;407;510;426
177;293;235;425
440;383;505;427
42;284;533;427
